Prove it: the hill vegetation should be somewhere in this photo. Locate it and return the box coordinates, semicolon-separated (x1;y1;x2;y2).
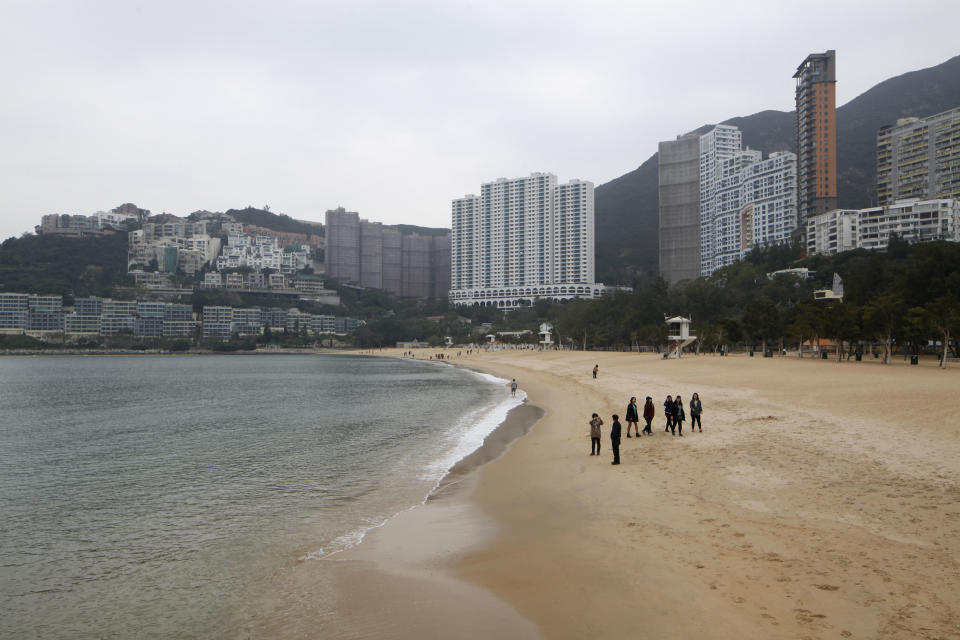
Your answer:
0;233;130;298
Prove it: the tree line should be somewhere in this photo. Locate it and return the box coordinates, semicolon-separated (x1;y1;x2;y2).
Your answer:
368;239;957;366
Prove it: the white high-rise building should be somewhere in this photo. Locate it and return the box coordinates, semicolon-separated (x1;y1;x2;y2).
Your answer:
699;125;742;275
449;173;603;308
698;124;798;275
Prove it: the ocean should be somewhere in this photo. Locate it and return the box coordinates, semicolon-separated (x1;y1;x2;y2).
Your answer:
0;354;521;639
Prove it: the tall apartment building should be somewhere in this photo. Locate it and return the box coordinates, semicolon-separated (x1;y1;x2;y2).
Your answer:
658;133;701;284
807;199;959;255
449;173;603;308
794;50;838;220
324;207;450;299
692;124;800;276
699;125;743;274
877;107;960;205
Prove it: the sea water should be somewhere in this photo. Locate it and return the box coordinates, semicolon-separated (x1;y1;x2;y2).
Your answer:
0;354;521;639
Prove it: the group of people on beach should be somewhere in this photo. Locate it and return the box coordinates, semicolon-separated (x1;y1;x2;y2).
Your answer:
589;394;704;465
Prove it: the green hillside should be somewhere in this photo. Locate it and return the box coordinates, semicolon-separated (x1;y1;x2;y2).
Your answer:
0;233;130;297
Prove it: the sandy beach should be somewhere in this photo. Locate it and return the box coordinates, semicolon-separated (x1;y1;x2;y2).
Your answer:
452;349;960;639
253;349;960;639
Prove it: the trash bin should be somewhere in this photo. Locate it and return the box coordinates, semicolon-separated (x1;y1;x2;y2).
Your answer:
855;353;862;361
821;351;828;359
749;351;754;357
910;355;919;365
763;350;772;358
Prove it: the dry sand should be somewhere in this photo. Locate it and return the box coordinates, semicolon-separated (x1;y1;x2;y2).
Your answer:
454;350;960;639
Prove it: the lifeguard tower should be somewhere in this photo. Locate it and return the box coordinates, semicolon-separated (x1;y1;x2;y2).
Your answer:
539;323;554;348
665;315;695;359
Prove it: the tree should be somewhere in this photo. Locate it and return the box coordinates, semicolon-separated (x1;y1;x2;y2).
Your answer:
862;295;905;364
925;295;960;368
823;302;859;361
788;302;821;358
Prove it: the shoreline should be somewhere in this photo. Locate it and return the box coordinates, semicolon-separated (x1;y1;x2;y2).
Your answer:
240;355;546;639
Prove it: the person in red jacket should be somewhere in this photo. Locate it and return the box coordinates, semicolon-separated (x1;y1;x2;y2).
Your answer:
642;396;655;435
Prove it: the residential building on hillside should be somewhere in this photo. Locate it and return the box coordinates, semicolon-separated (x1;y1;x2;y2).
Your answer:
36;203;144;237
807;199;959;255
128;215;221;275
658;133;701;284
699;125;743;274
324;207;450;299
877;107;960;205
794;50;838;220
2;293;362;342
449;173;603;308
696;123;799;276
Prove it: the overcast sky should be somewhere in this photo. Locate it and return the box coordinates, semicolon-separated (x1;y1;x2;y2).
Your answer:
2;0;959;240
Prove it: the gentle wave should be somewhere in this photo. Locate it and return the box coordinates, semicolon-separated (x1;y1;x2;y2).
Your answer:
297;368;524;561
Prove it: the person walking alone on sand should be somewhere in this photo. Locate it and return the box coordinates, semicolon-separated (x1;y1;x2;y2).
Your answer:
642;396;654;435
625;397;640;437
589;413;603;456
664;395;675;433
592;364;599;379
673;394;686;436
689;393;702;432
610;414;621;465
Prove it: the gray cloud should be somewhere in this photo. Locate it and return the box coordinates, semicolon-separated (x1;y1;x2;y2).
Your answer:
1;0;958;240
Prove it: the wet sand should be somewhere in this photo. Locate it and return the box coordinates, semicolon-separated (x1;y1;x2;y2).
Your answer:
239;397;544;639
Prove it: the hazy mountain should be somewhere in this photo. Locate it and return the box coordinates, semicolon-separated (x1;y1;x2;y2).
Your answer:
595;53;960;285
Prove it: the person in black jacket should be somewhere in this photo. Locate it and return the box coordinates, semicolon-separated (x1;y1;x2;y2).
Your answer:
673;394;686;437
610;414;621;465
663;395;675;434
625;397;640;437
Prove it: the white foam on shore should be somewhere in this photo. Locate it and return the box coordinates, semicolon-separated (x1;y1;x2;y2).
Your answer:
298;368;525;562
420;371;525;484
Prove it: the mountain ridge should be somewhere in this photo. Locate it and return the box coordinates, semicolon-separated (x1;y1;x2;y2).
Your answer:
595;53;960;284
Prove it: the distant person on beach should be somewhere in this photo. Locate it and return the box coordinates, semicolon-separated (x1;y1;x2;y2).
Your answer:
589;413;603;456
610;414;621;465
625;397;639;437
642;396;654;435
690;393;702;432
673;395;686;436
510;379;518;396
592;364;598;379
664;395;674;433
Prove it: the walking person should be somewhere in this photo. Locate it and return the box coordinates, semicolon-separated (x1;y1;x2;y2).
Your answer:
610;413;621;465
589;413;603;456
642;396;654;435
625;397;640;437
689;393;703;432
510;379;518;396
663;395;675;434
592;364;599;379
673;394;686;436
